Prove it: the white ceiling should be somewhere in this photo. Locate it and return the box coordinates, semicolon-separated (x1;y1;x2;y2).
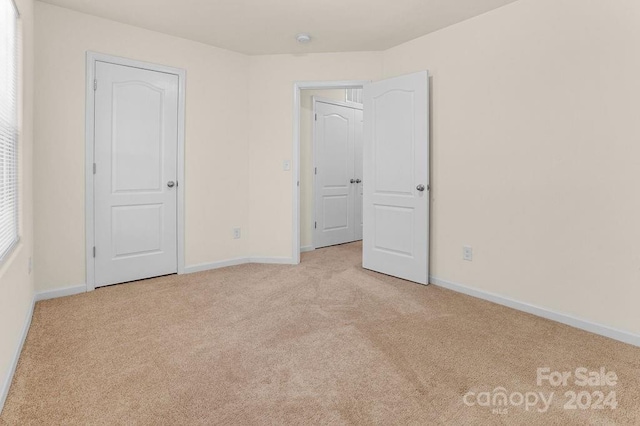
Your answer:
39;0;520;55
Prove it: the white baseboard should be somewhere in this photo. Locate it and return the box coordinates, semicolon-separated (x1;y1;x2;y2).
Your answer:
35;284;86;302
300;246;315;253
183;256;295;274
430;276;640;348
0;297;35;414
183;257;250;274
249;257;295;265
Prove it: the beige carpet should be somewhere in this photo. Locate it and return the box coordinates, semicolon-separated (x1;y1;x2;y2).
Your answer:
1;242;639;425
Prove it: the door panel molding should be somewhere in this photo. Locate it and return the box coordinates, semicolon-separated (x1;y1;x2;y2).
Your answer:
85;52;186;291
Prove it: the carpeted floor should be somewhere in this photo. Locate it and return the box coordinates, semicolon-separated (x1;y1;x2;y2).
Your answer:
1;242;639;425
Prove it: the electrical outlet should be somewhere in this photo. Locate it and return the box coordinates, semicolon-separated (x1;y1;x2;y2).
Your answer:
233;228;241;239
463;246;473;261
283;160;291;171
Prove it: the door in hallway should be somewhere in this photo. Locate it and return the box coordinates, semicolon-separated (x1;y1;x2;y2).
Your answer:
362;71;430;285
93;61;179;287
314;99;363;249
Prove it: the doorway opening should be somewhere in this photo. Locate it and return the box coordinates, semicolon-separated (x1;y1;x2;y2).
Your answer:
292;81;368;265
301;89;364;253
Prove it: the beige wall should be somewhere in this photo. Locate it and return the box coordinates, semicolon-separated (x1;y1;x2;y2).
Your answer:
34;2;251;290
382;0;640;334
247;53;382;257
300;89;346;249
0;0;34;406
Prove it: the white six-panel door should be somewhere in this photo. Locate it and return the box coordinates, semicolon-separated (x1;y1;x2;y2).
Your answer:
94;61;179;287
362;71;429;285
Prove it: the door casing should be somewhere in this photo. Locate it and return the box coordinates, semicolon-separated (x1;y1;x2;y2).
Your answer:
85;52;186;291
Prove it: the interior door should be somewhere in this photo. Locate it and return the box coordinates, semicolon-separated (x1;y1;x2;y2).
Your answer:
354;109;364;241
94;61;179;287
362;71;429;284
314;101;356;248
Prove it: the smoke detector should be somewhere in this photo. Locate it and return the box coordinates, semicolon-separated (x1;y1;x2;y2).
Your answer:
296;33;312;44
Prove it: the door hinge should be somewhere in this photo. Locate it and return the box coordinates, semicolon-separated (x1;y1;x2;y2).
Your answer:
315;113;317;121
94;79;97;91
297;180;299;187
92;246;96;257
315;221;317;229
314;167;317;175
93;163;96;174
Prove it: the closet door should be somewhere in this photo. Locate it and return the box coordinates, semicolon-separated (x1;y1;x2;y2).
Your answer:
93;61;179;287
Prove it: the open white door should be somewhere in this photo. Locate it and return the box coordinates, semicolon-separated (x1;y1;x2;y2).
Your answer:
362;71;429;284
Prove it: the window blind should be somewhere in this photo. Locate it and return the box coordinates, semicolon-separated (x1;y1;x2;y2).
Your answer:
0;0;19;261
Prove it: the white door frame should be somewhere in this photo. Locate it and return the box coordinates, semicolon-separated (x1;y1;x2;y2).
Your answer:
292;80;369;264
85;52;186;291
311;96;363;251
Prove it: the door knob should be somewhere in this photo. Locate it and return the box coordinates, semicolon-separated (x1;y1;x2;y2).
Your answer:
350;179;356;184
416;184;425;192
167;181;175;188
355;179;362;184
